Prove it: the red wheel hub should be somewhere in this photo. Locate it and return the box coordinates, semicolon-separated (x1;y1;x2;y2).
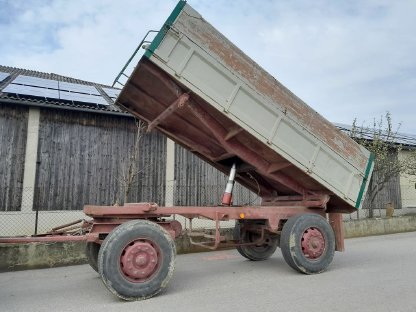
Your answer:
120;240;159;282
301;227;325;259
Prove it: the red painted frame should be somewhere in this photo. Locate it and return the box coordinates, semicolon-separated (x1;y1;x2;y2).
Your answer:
0;201;344;252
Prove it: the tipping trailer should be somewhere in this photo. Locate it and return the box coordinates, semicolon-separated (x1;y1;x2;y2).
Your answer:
0;1;374;301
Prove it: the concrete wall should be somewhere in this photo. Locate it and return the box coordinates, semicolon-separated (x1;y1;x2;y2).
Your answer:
21;108;40;213
344;215;416;238
398;150;416;208
0;242;86;272
1;216;416;272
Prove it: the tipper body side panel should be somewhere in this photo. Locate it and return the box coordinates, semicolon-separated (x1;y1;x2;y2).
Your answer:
116;1;374;212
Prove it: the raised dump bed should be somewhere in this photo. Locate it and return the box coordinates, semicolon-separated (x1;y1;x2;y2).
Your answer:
0;0;375;302
116;0;374;213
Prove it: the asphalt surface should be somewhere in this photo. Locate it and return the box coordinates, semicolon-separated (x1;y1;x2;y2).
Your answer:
1;232;416;312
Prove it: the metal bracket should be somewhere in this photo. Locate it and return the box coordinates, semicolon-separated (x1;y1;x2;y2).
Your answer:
147;93;189;132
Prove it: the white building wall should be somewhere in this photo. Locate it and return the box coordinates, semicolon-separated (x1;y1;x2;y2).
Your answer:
399;150;416;214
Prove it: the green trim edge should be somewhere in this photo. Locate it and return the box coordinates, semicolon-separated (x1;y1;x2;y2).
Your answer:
355;152;375;209
144;0;187;59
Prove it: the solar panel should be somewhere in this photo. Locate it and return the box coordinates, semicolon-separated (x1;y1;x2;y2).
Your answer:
13;75;58;89
59;81;100;95
4;74;110;106
335;123;416;147
3;84;59;98
0;72;10;82
59;91;109;105
102;87;121;99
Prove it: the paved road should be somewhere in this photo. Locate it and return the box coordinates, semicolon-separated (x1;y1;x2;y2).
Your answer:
1;232;415;312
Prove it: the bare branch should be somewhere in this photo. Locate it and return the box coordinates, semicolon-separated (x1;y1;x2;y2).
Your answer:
349;112;416;217
114;118;147;205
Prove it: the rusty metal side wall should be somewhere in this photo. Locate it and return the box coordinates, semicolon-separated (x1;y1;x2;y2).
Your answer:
144;3;373;209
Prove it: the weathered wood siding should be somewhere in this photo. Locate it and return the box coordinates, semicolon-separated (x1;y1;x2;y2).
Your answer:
34;109;166;210
174;145;259;206
0;104;28;211
136;129;166;205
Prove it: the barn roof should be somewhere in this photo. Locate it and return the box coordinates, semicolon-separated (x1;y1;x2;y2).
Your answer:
335;123;416;149
0;65;129;117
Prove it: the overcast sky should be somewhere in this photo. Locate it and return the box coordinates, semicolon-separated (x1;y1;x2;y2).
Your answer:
1;0;415;133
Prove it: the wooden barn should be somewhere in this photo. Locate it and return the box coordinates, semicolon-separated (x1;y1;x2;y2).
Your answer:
0;65;256;235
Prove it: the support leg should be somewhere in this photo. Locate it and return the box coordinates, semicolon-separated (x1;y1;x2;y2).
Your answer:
328;213;345;252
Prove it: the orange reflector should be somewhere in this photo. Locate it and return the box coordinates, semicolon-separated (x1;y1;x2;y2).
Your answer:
239;213;245;219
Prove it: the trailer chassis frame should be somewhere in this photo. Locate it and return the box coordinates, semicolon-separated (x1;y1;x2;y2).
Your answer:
0;201;345;252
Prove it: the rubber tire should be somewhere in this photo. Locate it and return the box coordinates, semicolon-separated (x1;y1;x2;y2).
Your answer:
85;242;100;273
98;220;176;301
233;221;279;261
280;213;335;274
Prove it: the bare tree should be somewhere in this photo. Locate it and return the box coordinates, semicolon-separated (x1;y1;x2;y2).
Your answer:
114;119;148;205
350;112;416;217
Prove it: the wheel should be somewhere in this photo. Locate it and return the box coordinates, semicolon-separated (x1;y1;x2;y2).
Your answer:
280;213;335;274
85;242;100;273
98;220;176;301
233;221;279;261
